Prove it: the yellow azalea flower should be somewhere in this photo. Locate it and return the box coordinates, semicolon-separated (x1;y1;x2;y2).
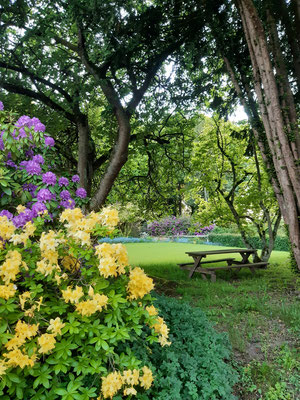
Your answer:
123;387;137;396
99;207;119;228
61;286;84;304
36;296;43;311
127;267;154;300
139;366;153;389
94;243;114;259
0;283;17;300
36;259;57;276
152;316;171;347
0;360;8;377
16;205;26;213
38;333;56;354
14;320;39;339
145;305;158;316
19;291;31;310
75;293;108;317
0;216;15;241
47;317;65;335
98;257;118;278
101;371;123;399
122;369;139;386
24;305;36;317
0;250;23;283
3;348;36;368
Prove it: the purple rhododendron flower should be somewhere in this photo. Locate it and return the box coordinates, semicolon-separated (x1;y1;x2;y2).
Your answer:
25;160;42;175
31;201;47;216
0;210;13;219
60;190;71;200
76;187;87;199
44;136;55;147
71;174;80;183
36;188;52;202
42;171;56;186
32;154;44;164
0;101;4;111
60;198;75;209
5;160;17;168
19;161;28;169
58;177;69;187
12;208;34;228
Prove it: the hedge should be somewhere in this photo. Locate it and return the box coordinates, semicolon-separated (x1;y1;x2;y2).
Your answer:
207;233;289;252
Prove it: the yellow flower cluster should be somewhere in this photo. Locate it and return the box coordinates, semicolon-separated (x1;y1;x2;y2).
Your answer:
0;216;15;247
127;267;154;300
2;320;39;370
101;366;153;399
5;320;39;351
98;207;119;228
60;208;93;246
152;316;171;347
40;230;60;264
0;250;25;283
75;286;108;317
47;317;65;335
0;283;17;300
38;333;56;354
61;285;84;304
19;291;31;310
95;243;129;278
10;221;36;246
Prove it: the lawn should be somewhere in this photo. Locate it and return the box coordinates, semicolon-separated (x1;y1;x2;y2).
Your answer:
126;242;300;400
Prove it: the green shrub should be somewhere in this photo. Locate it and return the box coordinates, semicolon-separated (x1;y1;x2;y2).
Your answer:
129;295;239;400
208;233;289;252
0;208;170;399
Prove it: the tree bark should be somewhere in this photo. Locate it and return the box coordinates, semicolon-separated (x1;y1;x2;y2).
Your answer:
89;109;131;211
235;0;300;271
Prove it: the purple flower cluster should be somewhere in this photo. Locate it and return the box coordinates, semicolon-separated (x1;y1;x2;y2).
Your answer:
146;216;215;237
76;187;87;199
0;101;4;111
42;171;56;186
58;177;69;187
37;188;52;202
72;174;80;183
0;103;89;227
25;160;42;176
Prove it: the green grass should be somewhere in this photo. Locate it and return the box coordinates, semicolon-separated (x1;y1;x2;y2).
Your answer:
125;242;300;399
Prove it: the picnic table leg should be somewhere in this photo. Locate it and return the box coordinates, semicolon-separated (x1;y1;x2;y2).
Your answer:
210;272;216;282
188;255;204;278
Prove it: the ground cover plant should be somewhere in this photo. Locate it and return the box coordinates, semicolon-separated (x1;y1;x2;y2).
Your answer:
0;208;172;399
126;242;300;399
145;216;214;237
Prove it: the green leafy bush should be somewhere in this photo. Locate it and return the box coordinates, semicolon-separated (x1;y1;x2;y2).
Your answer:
0;208;171;399
129;295;239;400
208;233;289;252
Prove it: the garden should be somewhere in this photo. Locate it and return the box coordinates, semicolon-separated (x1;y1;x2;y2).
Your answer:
0;1;300;399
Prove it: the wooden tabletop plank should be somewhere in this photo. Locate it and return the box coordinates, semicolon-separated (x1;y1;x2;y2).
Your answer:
185;248;256;256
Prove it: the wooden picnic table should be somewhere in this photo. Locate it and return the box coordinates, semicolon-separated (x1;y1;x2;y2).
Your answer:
179;248;268;282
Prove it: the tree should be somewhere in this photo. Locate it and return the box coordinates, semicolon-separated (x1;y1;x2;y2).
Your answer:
190;116;281;261
0;0;206;210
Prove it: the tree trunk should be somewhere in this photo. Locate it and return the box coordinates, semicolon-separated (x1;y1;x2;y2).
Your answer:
77;116;90;191
235;0;300;271
89;109;131;211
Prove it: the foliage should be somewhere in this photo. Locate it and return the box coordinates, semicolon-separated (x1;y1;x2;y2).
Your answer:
208;233;290;252
0;105;88;223
145;215;214;237
189;116;281;260
110;203;145;237
130;294;238;400
0;208;171;399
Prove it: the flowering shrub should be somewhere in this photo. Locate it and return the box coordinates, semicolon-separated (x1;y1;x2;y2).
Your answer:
145;216;214;237
0;207;170;399
0;103;88;226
